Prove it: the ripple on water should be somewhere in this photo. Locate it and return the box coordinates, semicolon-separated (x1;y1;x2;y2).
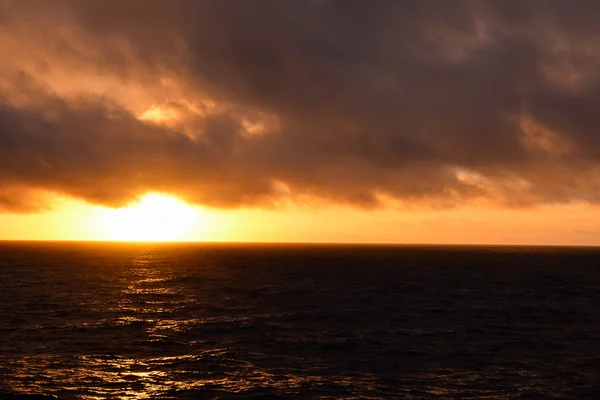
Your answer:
1;243;599;398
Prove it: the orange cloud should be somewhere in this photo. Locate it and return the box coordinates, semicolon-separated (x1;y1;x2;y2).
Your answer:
2;1;600;212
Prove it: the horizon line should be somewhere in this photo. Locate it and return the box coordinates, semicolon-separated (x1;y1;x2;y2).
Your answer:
0;239;599;248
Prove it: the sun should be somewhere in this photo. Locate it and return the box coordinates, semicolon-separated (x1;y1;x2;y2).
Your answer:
98;193;202;242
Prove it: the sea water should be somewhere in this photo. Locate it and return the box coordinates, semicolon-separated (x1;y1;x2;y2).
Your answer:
0;242;599;399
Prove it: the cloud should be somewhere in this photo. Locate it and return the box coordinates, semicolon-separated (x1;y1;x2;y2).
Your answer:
2;0;600;211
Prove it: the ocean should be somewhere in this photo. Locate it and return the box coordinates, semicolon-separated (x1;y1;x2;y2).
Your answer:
0;242;598;399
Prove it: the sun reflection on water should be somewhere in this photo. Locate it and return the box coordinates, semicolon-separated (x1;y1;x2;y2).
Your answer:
3;245;591;398
4;250;379;399
69;251;207;398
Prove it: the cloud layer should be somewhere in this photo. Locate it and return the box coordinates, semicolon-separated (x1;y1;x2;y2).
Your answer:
2;0;600;211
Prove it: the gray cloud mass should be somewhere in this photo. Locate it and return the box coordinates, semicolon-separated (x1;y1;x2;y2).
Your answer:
2;0;600;211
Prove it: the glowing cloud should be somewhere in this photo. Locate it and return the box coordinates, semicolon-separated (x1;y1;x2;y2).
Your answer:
2;1;600;212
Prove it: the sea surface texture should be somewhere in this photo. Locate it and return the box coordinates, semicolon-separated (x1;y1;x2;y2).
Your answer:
0;243;599;399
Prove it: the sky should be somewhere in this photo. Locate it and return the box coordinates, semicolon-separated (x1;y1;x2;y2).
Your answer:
1;0;600;244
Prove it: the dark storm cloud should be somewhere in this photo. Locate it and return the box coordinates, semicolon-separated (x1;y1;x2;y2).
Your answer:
2;0;600;210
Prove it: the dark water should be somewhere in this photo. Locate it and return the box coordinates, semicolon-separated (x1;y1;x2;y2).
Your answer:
0;242;599;399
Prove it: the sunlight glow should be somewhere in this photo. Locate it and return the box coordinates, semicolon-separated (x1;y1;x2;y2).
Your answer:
139;105;180;124
99;194;203;242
